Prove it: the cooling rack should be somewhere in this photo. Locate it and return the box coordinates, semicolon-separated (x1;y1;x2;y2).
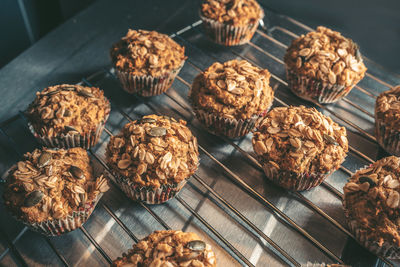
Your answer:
0;5;399;267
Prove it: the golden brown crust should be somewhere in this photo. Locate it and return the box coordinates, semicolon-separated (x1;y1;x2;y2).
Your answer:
26;84;110;138
106;115;199;189
253;106;348;174
376;85;400;131
343;156;400;247
284;26;367;87
112;230;216;267
3;148;109;223
201;0;262;26
189;59;273;120
110;29;186;76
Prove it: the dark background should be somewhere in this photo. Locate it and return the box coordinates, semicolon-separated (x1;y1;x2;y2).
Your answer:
1;0;399;73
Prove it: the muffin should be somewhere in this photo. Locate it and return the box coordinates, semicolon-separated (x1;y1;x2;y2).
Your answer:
112;230;216;267
106;115;199;204
200;0;264;46
375;85;400;156
284;26;367;103
110;29;186;96
252;106;348;191
189;59;274;138
343;156;400;258
3;147;109;236
26;84;110;149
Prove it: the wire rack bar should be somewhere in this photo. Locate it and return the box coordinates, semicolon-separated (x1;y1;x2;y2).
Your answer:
192;174;301;267
0;227;28;267
79;227;112;264
175;196;255;267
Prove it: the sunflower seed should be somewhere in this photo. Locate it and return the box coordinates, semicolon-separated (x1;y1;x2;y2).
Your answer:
140;118;156;124
62;86;75;91
46;89;61;96
65;125;79;133
323;134;338;146
24;190;44;207
78;89;95;98
254;141;267;155
187;240;205;252
38;152;52;168
69;166;85;180
148;127;166;137
358;176;377;187
387;191;400;208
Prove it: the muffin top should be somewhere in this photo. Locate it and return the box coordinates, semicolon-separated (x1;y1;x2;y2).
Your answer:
26;84;110;138
253;106;348;174
376;85;400;131
112;230;216;267
284;26;367;87
3;148;109;223
343;156;400;247
106;115;199;189
201;0;263;26
110;29;186;76
190;59;273;120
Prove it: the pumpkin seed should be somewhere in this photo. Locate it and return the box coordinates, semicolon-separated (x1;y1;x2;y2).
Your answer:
69;166;85;180
24;190;44;207
187;240;206;252
323;134;339;146
140;118;156;124
148;127;166;137
38;152;52;168
359;176;377;187
65;126;79;133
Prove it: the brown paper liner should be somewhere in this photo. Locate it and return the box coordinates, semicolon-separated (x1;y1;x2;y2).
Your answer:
113;172;187;204
199;10;264;46
114;62;184;96
191;105;266;138
343;197;400;258
286;68;355;104
262;164;329;191
375;117;400;156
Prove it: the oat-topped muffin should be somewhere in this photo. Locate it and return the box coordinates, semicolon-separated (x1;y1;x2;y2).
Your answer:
26;84;110;149
284;26;367;103
200;0;264;46
343;156;400;258
3;147;109;235
106;114;199;204
190;59;273;138
112;230;216;267
375;85;400;156
253;106;348;191
110;29;186;96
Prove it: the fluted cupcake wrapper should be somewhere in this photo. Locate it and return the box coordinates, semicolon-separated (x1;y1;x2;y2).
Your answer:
375;118;400;156
199;10;264;46
113;172;187;204
286;69;354;104
261;164;329;191
343;196;400;259
191;104;267;138
114;62;184;97
301;263;350;267
28;109;110;150
11;194;102;236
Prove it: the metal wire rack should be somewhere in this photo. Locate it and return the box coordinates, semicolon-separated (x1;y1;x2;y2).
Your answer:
0;5;399;267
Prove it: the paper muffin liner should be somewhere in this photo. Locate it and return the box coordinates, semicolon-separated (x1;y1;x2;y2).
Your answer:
114;62;184;96
286;69;356;104
199;10;264;46
343;198;400;258
375;117;400;156
28;112;109;150
191;105;267;138
301;263;349;267
113;172;187;204
261;164;329;191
